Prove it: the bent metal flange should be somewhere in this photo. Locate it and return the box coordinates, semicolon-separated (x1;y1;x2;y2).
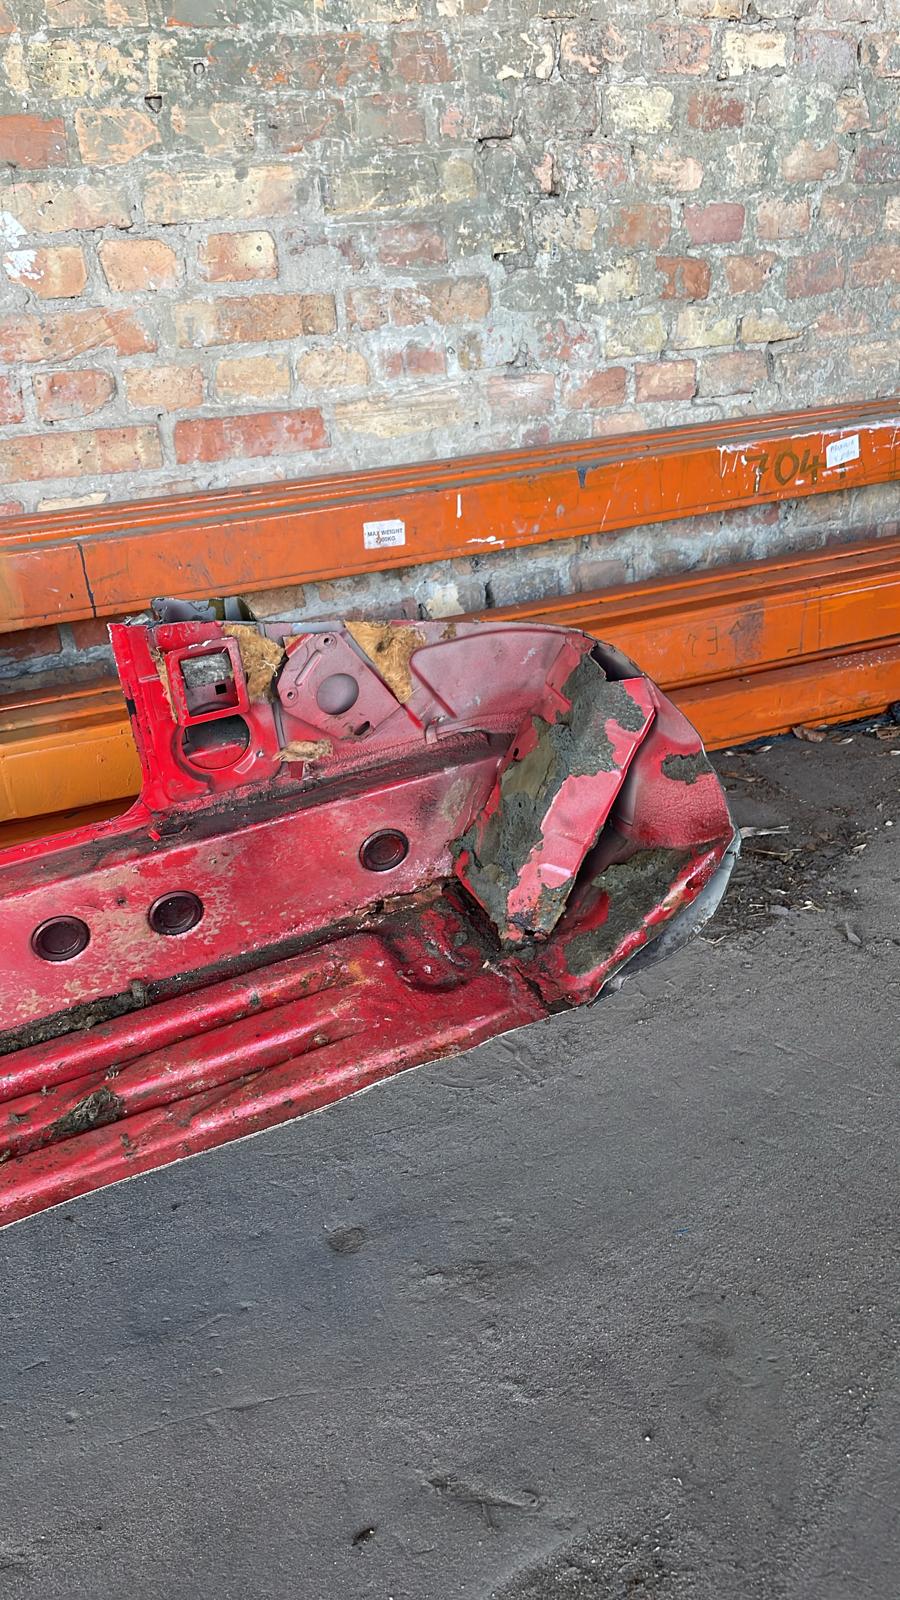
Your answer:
0;613;738;1227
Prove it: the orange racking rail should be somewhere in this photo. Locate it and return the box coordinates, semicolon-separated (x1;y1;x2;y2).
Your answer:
0;401;897;630
2;533;898;832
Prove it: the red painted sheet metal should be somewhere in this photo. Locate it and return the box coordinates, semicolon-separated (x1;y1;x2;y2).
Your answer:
0;614;736;1225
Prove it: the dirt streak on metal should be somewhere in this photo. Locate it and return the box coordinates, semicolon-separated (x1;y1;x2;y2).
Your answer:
48;1085;125;1144
563;847;690;977
454;654;646;937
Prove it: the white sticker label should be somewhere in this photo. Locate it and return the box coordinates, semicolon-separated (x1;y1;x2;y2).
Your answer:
364;518;406;550
825;434;860;469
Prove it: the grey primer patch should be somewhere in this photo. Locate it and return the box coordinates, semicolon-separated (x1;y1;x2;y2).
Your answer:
563;847;689;977
662;751;714;786
454;655;647;939
49;1085;125;1143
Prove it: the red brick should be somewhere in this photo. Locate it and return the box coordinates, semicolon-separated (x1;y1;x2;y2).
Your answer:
725;252;775;293
268;96;344;154
820;191;880;237
174;411;329;465
75;108;159;166
564;369;628;409
687;90;745;130
0;427;161;486
2;246;86;299
297;347;370;388
197;232;277;282
144;167;295;226
757;197;810;240
277;33;381;93
570;555;628;592
655;255;711;300
0;373;23;424
635;359;696;401
610;204;670;248
0;625;63;665
174;293;336;347
440;94;515;142
560;21;636;77
697;351;767;396
214;355;291;402
579;141;629;188
402;343;446;378
69;616;125;650
124;365;203;411
0;115;67;170
785;250;846;299
539;320;595;365
862;32;900;77
591;411;647;439
0;180;131;233
796;30;857;77
99;239;179;292
33;369;115;422
390;278;490;326
346;288;389;331
376;223;447;267
0;309;154;363
850;245;900;286
646;24;711;74
356;94;426;144
485;373;557;415
684;202;744;244
854;143;900;184
391;32;451;83
815;306;871;338
781;140;840;183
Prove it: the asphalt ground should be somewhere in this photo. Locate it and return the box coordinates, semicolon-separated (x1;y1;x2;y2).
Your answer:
1;723;897;1600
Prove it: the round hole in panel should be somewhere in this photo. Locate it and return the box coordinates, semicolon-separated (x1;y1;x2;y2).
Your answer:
316;673;360;716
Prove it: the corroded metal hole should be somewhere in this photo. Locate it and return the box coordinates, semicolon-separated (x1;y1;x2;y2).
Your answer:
31;916;90;963
148;891;204;937
359;830;409;873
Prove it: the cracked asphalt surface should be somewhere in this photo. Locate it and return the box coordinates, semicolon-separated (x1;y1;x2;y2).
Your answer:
0;728;897;1600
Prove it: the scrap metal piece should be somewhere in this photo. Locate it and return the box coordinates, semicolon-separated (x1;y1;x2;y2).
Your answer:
0;615;736;1226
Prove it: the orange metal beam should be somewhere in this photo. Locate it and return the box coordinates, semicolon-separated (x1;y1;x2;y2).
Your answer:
0;401;897;631
3;534;898;831
496;536;900;688
0;682;140;822
676;643;900;747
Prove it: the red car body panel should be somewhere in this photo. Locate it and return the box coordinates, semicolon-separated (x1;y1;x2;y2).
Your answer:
0;615;737;1226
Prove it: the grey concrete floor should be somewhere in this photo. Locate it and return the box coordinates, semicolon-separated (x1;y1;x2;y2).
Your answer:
0;729;897;1600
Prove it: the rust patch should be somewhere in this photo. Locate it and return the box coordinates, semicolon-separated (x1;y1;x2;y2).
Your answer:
151;647;176;718
661;751;713;786
49;1084;125;1144
278;739;332;763
346;620;426;703
223;623;286;701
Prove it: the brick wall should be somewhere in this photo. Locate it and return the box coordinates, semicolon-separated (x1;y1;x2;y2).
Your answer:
0;0;898;684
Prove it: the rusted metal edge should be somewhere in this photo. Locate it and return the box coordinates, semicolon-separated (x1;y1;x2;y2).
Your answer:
1;401;897;629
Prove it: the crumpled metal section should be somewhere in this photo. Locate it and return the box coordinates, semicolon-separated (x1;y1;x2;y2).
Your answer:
0;614;737;1226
